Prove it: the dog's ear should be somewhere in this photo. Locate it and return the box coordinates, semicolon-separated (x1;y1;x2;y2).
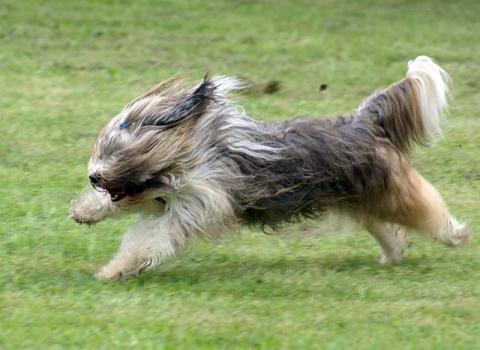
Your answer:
153;79;216;127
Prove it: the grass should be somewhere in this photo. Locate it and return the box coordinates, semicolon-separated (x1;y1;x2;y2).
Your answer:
1;0;480;348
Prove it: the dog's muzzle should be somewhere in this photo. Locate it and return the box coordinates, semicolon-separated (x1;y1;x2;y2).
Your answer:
89;174;139;202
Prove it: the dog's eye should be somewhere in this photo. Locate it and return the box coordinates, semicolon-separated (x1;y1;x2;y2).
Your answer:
111;151;125;159
155;197;166;204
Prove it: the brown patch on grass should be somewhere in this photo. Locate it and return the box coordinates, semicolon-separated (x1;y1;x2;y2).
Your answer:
242;79;282;96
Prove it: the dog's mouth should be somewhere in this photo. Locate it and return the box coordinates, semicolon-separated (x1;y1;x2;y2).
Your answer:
93;183;146;202
105;183;150;202
107;187;128;202
100;181;165;202
92;176;170;203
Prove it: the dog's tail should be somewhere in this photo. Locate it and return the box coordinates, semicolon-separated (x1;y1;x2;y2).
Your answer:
356;56;451;152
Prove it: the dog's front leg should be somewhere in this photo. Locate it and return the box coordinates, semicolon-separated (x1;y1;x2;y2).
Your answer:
70;188;120;225
95;176;236;280
95;216;182;280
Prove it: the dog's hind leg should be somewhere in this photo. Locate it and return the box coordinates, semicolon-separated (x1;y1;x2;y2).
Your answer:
383;169;469;247
400;171;469;246
365;219;409;264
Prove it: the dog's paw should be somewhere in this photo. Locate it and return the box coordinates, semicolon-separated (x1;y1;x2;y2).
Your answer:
379;252;405;265
95;263;145;281
443;219;470;247
69;194;107;225
69;204;98;226
69;212;96;226
447;226;470;247
95;266;123;281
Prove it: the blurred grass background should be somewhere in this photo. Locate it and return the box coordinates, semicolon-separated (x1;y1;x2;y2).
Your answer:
1;0;479;348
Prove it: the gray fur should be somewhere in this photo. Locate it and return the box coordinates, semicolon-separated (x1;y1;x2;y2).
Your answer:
70;57;466;280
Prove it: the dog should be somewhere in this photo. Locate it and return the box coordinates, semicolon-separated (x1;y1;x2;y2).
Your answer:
70;56;469;280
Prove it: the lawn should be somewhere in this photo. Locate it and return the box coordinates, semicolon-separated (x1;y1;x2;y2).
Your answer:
1;0;480;348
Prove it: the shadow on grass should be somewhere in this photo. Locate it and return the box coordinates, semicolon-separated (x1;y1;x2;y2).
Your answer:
6;251;436;301
134;253;432;289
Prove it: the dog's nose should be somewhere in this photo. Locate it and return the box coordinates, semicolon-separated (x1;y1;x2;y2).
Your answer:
89;174;99;185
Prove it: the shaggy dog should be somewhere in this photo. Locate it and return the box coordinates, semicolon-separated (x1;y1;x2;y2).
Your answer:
70;56;469;280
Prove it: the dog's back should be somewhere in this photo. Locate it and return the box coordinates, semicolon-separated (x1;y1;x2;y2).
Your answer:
236;56;452;229
237;116;391;227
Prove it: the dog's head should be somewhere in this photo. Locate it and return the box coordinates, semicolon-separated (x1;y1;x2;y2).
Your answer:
88;76;224;203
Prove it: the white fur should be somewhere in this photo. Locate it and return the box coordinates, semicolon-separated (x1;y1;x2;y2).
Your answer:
366;221;409;264
439;217;469;247
88;160;105;177
198;104;284;161
95;216;177;280
69;188;118;225
407;55;451;141
209;76;245;96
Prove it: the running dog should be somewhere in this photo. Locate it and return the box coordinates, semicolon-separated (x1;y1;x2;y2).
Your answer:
70;56;469;280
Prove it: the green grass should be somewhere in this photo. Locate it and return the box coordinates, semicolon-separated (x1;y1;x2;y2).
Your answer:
1;0;480;348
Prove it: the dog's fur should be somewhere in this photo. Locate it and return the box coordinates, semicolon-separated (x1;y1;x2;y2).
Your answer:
70;56;469;280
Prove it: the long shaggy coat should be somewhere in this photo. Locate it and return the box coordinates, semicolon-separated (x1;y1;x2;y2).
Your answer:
70;56;469;280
